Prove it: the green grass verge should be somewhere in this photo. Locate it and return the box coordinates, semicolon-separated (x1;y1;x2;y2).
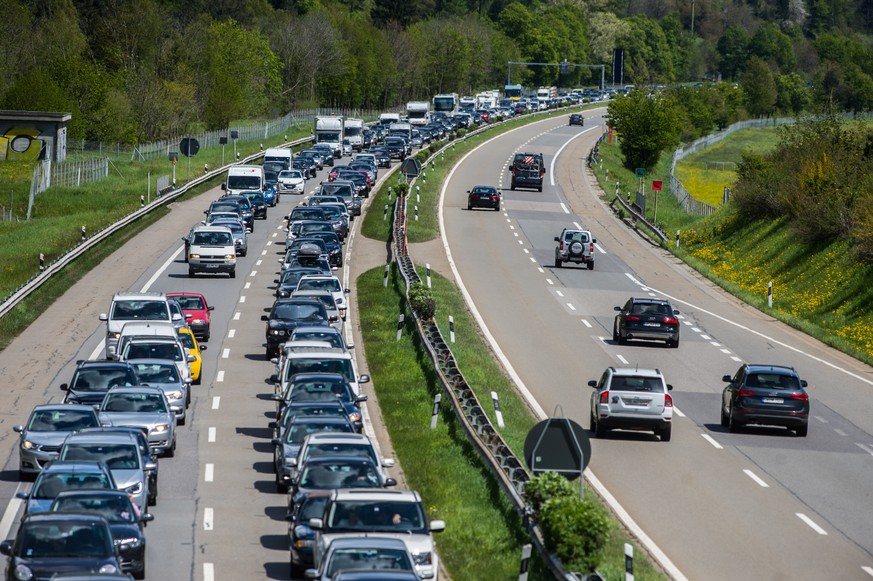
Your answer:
0;126;314;301
417;266;666;580
361;107;597;244
673;127;781;206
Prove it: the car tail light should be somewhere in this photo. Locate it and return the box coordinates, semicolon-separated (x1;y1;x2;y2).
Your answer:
559;243;565;251
789;392;809;402
599;391;609;403
665;394;673;407
663;317;679;325
589;242;595;254
625;315;641;321
738;389;757;398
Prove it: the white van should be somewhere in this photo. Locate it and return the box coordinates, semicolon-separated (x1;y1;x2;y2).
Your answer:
223;165;264;197
187;225;236;278
264;148;292;171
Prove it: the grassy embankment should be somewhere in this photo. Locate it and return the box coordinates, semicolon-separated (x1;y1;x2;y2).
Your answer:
591;128;873;365
357;107;667;580
0;124;315;351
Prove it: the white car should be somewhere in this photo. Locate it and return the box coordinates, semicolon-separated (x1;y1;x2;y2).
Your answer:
296;274;349;320
588;367;674;441
278;169;306;194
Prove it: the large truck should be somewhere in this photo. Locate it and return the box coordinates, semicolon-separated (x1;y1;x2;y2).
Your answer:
504;84;523;101
263;147;292;171
459;96;476;109
475;91;499;109
432;93;459;116
388;122;412;140
314;116;345;158
344;118;364;152
406;101;430;126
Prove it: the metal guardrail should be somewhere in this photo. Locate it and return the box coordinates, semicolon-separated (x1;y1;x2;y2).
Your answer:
391;106;583;580
0;136;315;320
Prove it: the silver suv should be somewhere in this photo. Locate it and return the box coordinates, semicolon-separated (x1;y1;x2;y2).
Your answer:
99;292;180;359
311;488;445;580
588;367;674;441
554;228;596;269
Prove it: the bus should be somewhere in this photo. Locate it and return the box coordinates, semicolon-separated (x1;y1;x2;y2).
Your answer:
503;84;523;101
432;93;459;116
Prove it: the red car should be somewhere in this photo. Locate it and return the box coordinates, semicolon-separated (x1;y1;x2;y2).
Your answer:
167;292;214;341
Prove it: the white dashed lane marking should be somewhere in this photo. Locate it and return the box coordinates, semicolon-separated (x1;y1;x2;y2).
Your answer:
208;427;216;442
216;371;224;383
211;396;220;410
796;513;827;535
204;464;214;482
701;434;723;449
204;508;213;531
743;469;769;487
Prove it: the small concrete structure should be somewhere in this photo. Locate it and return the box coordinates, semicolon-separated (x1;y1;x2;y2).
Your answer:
0;110;72;163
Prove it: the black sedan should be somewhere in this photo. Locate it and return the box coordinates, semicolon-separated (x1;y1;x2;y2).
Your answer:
368;147;391;168
51;489;153;579
275;267;324;299
275;372;367;433
262;299;330;359
293;157;317;179
467;185;501;211
287;490;330;577
613;297;680;348
569;113;584;126
721;364;810;436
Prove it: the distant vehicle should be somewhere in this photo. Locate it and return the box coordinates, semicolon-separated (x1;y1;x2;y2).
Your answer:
264;148;292;171
278;169;306;194
432;93;459;116
315;116;345;158
223;165;264;199
509;152;545;192
569;113;584;126
503;84;523;101
379;112;401;126
344;118;365;151
613;297;680;348
721;364;810;436
554;228;596;270
406;101;429;126
466;185;500;211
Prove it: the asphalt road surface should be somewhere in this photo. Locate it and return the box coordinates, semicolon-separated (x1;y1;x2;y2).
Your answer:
440;109;873;580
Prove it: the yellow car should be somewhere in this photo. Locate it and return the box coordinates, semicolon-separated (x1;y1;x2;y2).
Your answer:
177;327;206;385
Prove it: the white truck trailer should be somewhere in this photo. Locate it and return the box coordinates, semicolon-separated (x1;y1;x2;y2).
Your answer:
406;101;430;126
344;118;364;152
314;116;345;158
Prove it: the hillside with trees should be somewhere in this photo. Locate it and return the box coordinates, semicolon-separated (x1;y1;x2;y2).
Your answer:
1;0;871;143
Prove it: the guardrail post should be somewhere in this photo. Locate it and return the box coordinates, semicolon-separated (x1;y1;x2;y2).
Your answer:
492;391;504;428
383;264;390;288
425;264;431;288
430;393;441;429
81;225;86;241
625;543;634;581
39;253;45;271
767;281;773;308
449;316;455;343
383;205;388;221
396;313;404;340
518;543;532;581
676;230;680;248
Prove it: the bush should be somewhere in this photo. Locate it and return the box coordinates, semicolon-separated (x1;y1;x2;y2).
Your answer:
540;495;611;574
408;282;436;320
523;471;577;516
456;128;467;138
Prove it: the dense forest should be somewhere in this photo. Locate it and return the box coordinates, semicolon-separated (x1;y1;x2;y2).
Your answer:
1;0;871;143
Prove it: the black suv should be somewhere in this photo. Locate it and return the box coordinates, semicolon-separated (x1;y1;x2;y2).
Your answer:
613;297;680;348
721;364;810;436
509;152;545;192
569;113;584;126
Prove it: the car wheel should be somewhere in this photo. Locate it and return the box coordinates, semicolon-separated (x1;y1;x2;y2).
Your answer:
204;333;210;342
178;413;186;426
720;404;729;427
658;425;672;442
194;374;201;386
668;338;679;348
148;494;156;507
594;416;606;438
795;424;808;437
290;558;304;579
538;186;543;192
165;439;176;458
467;203;472;210
240;250;247;257
615;321;627;345
133;562;146;580
276;475;288;494
554;258;562;268
587;261;594;271
495;204;500;211
510;183;516;191
188;268;195;278
728;406;742;433
229;269;236;279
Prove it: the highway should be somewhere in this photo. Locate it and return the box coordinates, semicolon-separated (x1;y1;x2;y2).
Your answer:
439;109;873;579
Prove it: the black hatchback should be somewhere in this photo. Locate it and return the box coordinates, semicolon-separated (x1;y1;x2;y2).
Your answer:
467;185;501;211
262;299;330;358
569;113;584;126
721;364;810;436
613;297;680;348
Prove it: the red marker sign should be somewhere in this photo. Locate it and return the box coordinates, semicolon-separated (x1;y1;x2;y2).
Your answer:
652;180;662;191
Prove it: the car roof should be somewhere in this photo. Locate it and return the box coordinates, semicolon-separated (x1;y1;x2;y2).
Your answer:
75;360;135;370
30;403;95;413
53;489;130;501
331;488;418;502
291;372;347;382
610;367;664;379
42;460;110;473
327;536;410;550
745;364;798;375
126;358;180;367
111;291;165;301
103;386;165;395
62;432;138;445
21;512;110;525
191;225;233;233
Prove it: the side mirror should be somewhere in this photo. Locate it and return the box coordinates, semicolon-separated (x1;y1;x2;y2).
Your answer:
384;478;397;487
592;239;597;244
429;520;446;533
344;289;350;294
99;314;108;321
15;491;28;500
220;183;226;190
144;461;158;472
613;306;621;311
667;384;674;391
270;394;282;401
308;518;324;530
268;421;277;429
554;237;560;242
801;380;809;387
187;355;196;363
358;374;370;384
185;313;193;319
355;395;368;403
60;383;69;391
274;279;280;284
13;424;24;433
141;513;155;523
270;375;279;384
722;375;732;383
261;315;269;321
0;541;13;557
207;306;215;311
587;380;598;388
271;438;281;446
347;343;354;350
172;313;182;322
200;345;207;352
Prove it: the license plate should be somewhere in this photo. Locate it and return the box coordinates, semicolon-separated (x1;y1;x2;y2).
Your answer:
624;398;649;406
762;398;784;404
643;322;660;327
205;264;219;269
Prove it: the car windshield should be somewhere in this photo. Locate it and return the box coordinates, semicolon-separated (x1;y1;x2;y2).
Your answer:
326;547;412;576
299;462;379;490
131;362;181;383
111;300;167;321
287;380;354;403
629;302;671;316
327;501;426;533
296;294;336;312
610;376;663;392
273;303;325;321
279;170;303;180
264;171;278;182
291;209;325;221
192;231;233;246
177;333;195;350
124;342;181;361
280;269;322;286
285;420;352;444
61;443;140;469
284;358;353;382
72;367;137;391
33;473;112;499
320;184;353;197
227;175;260;190
103;393;167;413
290;239;327;253
52;495;136;524
298;496;329;522
171;295;204;310
17;522;110;558
27;409;98;432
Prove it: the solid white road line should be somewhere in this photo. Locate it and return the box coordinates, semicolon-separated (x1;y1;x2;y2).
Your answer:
796;513;828;535
549;125;597;186
0;487;24;542
560;202;569;214
204;507;214;530
673;407;685;418
140;246;183;293
701;434;723;449
743;469;770;487
88;341;103;361
204;464;214;482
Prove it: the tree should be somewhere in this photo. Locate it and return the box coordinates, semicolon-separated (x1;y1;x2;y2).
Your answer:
748;22;796;73
741;57;777;118
717;26;750;80
606;90;683;171
775;72;812;115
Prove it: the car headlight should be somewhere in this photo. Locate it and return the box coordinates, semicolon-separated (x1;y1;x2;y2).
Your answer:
225;254;235;260
270;329;286;336
14;563;33;580
348;412;361;423
167;390;183;401
116;536;143;549
413;552;433;566
189;253;201;259
22;440;35;450
191;319;204;325
98;564;119;574
152;424;170;434
294;538;315;548
126;481;144;495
